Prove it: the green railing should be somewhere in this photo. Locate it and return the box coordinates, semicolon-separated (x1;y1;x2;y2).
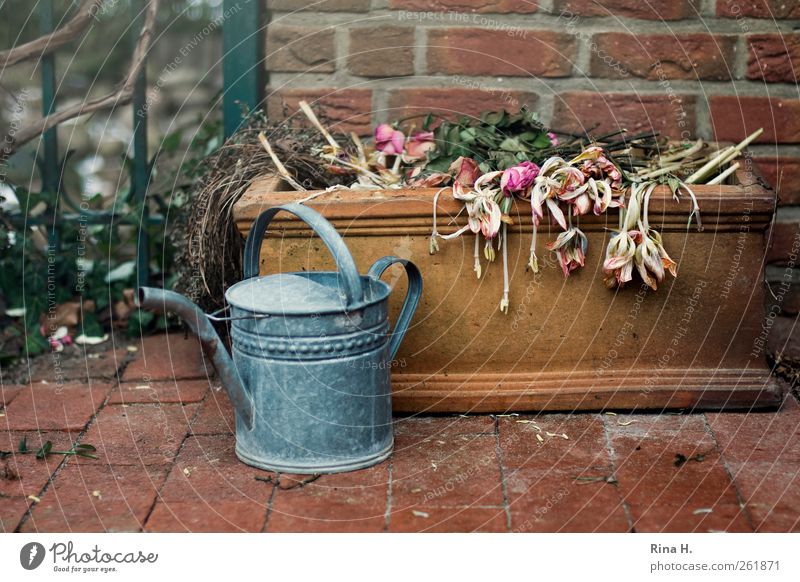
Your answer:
14;0;265;288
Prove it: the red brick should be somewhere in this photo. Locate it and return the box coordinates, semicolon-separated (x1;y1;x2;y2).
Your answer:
190;390;235;435
348;26;415;77
265;24;336;73
556;0;697;20
20;464;168;533
270;0;370;11
717;0;800;19
0;431;78;499
708;396;800;531
727;461;800;532
394;415;495;437
553;92;696;141
268;466;389;532
499;413;610;470
109;380;211;405
391;433;504;507
387;87;539;123
78;403;198;466
609;415;750;532
427;28;575;77
3;383;110;431
710;96;800;145
267;87;373;135
123;333;212;382
507;469;629;532
708;396;800;466
747;34;800;83
159;435;275;502
145;500;266;532
1;385;22;407
590;33;736;81
0;497;30;532
390;0;538;13
389;506;507;532
756;156;800;204
767;222;800;265
30;348;126;384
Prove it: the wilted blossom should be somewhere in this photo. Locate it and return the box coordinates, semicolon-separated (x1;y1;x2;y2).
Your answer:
41;324;73;352
405;131;436;161
531;157;584;229
602;229;641;288
573;146;623;190
448;156;481;196
635;229;678;290
500;161;540;197
547;132;559;147
374;124;405;155
546;226;588;277
406;166;450;188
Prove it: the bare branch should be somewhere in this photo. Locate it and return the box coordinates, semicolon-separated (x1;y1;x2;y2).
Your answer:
0;0;104;69
1;0;159;161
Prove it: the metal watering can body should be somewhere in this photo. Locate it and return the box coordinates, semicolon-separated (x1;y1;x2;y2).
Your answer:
138;203;422;474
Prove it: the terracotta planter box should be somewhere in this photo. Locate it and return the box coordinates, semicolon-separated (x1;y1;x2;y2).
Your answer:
232;164;781;413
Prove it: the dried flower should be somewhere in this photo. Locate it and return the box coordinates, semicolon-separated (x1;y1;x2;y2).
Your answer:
546;226;588;277
602;229;640;288
500;161;540;197
449;156;481;196
374;124;405;155
547;132;559;147
405;131;436;161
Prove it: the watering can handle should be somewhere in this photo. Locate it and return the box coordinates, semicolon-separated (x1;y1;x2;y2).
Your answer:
368;257;423;361
243;203;364;308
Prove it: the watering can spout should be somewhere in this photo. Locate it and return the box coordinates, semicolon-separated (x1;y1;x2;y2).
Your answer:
136;287;255;430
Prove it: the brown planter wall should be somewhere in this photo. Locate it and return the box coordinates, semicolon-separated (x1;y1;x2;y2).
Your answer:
233;166;782;413
264;1;800;362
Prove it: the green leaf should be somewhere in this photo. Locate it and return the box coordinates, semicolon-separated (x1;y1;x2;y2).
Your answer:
422;113;433;131
76;444;97;452
18;438;27;453
35;441;53;459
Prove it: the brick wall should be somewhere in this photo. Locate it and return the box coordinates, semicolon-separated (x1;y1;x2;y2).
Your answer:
265;0;800;357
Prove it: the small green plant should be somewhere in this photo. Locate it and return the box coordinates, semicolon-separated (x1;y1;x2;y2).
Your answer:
0;437;97;460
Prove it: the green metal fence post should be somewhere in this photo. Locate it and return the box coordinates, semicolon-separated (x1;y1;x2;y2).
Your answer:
39;0;60;253
222;0;266;137
132;0;150;289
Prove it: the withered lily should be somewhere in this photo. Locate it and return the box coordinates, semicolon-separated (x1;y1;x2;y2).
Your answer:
546;225;588;277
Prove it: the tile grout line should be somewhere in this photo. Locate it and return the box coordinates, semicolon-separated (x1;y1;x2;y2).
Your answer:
13;367;128;533
493;417;512;532
600;414;637;533
382;456;393;533
262;476;279;533
140;389;208;532
702;412;758;532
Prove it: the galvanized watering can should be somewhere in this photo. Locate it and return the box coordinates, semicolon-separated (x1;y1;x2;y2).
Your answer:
137;203;422;474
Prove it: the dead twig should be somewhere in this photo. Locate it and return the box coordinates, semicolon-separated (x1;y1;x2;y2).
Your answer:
0;0;104;68
0;0;159;160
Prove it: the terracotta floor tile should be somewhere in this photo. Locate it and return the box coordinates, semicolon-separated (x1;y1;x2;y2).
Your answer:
77;403;198;466
267;466;389;532
123;333;213;382
190;391;236;435
389;506;507;532
506;469;629;532
109;380;212;405
145;499;266;532
20;464;168;533
158;435;275;502
391;433;504;508
4;383;112;431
